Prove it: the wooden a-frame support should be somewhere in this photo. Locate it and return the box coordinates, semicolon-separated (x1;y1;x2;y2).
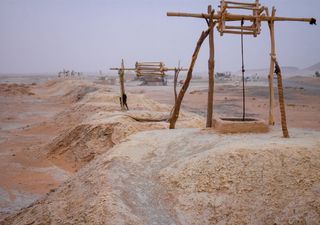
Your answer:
169;28;212;129
111;60;186;111
167;1;316;138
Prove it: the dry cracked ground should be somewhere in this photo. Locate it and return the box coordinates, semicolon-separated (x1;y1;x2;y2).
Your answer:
0;76;319;225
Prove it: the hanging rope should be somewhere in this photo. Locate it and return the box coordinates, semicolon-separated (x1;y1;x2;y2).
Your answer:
240;18;246;121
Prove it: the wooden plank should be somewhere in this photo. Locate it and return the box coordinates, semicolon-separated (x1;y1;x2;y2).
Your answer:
225;25;258;31
137;73;166;76
110;68;135;71
222;30;255;35
225;6;260;10
136;68;162;71
224;1;258;6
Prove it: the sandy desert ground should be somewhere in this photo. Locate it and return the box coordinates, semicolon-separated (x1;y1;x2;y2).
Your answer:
0;75;319;224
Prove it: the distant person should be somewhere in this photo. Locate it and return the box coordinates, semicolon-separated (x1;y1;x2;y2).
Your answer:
120;93;129;110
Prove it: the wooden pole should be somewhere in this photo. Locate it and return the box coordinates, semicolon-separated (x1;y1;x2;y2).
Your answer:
169;28;211;129
166;12;315;24
206;5;215;128
274;60;289;138
173;68;179;103
241;18;246;121
119;59;125;111
267;7;276;125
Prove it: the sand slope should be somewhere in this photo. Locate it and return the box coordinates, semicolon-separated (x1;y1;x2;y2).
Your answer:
2;128;319;225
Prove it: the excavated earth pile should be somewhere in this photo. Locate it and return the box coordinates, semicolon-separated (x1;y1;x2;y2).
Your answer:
0;77;205;220
0;83;35;96
2;128;319;225
41;79;204;171
1;78;319;224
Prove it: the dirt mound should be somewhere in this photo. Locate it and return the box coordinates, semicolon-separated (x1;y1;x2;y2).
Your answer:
47;112;169;170
2;129;319;224
126;110;170;122
47;123;117;170
160;138;320;224
41;80;204;171
63;85;98;103
0;83;34;96
40;79;100;98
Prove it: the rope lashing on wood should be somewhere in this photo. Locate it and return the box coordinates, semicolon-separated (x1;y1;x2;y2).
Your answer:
310;18;317;25
202;13;210;26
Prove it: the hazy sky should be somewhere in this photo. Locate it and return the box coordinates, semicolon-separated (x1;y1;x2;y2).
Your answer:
0;0;319;74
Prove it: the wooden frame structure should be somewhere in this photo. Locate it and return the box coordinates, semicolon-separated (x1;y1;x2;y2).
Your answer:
110;60;186;111
167;0;316;138
136;62;167;85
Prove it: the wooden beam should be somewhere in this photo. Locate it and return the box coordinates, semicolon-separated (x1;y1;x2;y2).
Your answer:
169;27;211;129
173;69;179;103
225;6;260;10
137;73;166;76
167;12;314;23
119;59;125;111
275;60;289;138
267;7;276;125
110;68;135;71
221;30;255;35
224;1;258;6
225;25;258;31
206;5;215;128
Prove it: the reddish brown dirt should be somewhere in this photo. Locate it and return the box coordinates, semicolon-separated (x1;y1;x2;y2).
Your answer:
0;80;74;219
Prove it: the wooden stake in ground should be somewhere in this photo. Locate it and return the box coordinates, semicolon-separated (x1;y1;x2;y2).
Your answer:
267;7;276;125
173;65;180;103
206;5;216;128
119;59;126;111
274;60;289;138
169;27;212;129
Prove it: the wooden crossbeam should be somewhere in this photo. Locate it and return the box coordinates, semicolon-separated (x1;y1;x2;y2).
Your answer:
225;25;257;30
110;68;135;71
224;1;258;6
167;12;314;23
225;6;260;10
